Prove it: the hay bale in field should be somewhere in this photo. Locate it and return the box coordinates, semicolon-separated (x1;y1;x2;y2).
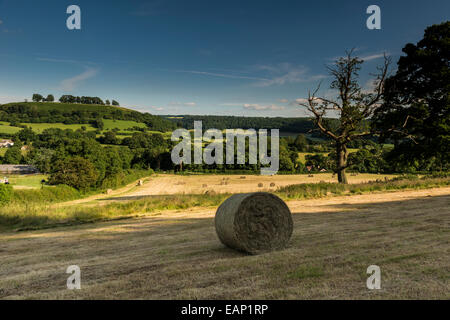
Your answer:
215;192;293;255
240;176;246;179
202;184;208;188
258;183;263;188
270;182;276;187
205;190;217;195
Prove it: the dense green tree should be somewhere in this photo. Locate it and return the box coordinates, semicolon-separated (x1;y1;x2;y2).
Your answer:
49;157;98;190
46;94;54;102
3;146;22;164
32;93;43;102
15;127;36;145
112;100;119;106
100;131;119;145
373;21;450;171
26;147;55;173
279;147;295;172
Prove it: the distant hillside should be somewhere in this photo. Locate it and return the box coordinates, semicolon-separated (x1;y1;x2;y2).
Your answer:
162;115;339;136
0;102;176;132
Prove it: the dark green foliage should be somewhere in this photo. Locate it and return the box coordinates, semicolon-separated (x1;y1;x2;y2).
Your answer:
374;21;450;171
348;146;387;173
32;93;43;102
164;115;326;134
99;131;119;145
3;146;22;164
14;127;36;144
49;156;99;191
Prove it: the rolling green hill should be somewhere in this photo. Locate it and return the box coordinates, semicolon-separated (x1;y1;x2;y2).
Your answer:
0;101;177;135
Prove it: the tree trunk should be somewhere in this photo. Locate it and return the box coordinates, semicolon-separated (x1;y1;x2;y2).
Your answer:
336;143;349;184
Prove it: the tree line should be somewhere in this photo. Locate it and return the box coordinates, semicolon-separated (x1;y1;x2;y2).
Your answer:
32;93;119;106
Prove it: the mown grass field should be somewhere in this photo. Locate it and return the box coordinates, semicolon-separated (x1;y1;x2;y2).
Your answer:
0;186;448;299
6;174;48;189
1;174;448;232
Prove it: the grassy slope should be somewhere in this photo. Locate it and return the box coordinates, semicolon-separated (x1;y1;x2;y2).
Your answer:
1;101;135;113
0;102;151;135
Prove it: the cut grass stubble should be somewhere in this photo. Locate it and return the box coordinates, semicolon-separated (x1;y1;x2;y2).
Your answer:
0;176;449;232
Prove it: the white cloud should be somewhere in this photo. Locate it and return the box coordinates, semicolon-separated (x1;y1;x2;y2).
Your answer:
168;101;196;107
219;103;244;107
0;94;26;104
279;98;289;103
243;103;285;111
59;68;98;92
174;70;269;81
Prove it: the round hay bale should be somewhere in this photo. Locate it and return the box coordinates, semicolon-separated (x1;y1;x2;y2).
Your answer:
215;192;293;254
258;183;263;188
270;182;276;187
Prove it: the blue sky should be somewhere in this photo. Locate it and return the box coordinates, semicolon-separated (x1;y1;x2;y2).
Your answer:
0;0;448;117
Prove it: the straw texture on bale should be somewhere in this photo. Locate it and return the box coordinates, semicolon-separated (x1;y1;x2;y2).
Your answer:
215;192;293;254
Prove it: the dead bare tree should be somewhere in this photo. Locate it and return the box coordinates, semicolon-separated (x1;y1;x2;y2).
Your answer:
298;49;390;184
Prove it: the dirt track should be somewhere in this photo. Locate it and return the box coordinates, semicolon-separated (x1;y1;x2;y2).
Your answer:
1;187;449;299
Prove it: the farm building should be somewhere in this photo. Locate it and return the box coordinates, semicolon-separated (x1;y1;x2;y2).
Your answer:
0;139;14;148
0;165;39;174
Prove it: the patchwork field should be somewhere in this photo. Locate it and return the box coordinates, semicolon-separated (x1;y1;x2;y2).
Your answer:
0;120;148;135
1;187;448;299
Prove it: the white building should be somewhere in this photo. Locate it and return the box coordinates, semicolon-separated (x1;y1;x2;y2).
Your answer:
0;139;14;148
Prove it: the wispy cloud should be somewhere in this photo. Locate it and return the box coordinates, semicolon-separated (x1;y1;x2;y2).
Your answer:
174;70;270;81
37;57;97;66
59;68;98;91
252;63;327;87
37;56;99;92
360;52;388;62
243;103;285;111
